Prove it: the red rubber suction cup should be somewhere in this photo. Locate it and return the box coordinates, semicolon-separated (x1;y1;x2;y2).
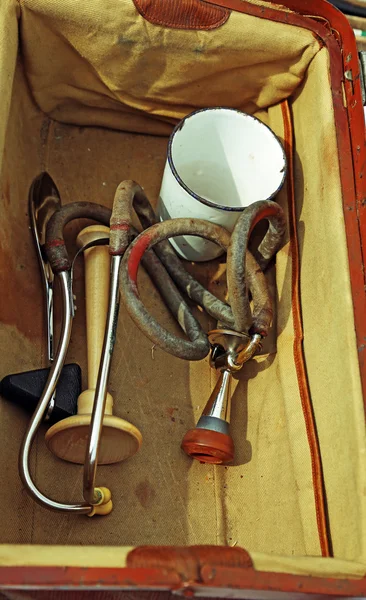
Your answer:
181;427;234;465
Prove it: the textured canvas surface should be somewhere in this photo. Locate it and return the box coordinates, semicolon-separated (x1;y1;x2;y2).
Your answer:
18;0;319;133
0;0;365;579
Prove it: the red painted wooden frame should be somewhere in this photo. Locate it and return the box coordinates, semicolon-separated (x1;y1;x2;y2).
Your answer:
0;565;366;597
1;0;365;597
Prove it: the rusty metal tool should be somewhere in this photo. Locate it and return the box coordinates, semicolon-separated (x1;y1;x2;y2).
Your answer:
116;181;286;464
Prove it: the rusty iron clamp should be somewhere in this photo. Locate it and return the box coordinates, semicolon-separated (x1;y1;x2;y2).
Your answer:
114;181;286;360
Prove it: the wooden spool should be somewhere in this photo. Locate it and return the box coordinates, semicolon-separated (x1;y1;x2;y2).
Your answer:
45;224;142;465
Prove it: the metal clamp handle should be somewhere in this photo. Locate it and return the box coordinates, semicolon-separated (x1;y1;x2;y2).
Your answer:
19;270;93;514
20;202;112;515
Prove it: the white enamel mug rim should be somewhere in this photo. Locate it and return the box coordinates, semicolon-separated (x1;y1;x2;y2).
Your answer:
167;106;287;212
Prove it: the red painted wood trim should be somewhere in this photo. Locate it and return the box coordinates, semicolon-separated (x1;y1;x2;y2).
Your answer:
127;545;253;579
0;567;180;589
199;565;366;597
0;565;365;597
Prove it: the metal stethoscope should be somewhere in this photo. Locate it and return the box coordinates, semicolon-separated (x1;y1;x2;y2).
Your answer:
20;178;285;515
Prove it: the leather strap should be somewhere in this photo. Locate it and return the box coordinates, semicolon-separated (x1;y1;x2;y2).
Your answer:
132;0;230;30
281;100;332;558
127;546;252;582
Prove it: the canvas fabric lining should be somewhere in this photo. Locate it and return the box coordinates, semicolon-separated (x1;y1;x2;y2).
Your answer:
0;0;365;580
18;0;320;133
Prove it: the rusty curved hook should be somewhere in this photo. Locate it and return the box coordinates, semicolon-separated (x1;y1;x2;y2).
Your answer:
111;180;286;361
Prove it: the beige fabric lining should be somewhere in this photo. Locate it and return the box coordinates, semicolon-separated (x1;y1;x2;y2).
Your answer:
18;0;320;134
0;0;365;581
292;48;366;563
0;0;19;163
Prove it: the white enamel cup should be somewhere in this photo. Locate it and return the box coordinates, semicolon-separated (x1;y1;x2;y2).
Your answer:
157;107;287;261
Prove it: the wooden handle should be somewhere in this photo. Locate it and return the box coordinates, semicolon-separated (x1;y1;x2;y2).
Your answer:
76;225;113;415
45;223;142;467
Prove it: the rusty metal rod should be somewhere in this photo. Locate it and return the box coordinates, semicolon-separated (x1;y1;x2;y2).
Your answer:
109;181;236;328
227;200;286;334
111;181;286;360
118;218;270;360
